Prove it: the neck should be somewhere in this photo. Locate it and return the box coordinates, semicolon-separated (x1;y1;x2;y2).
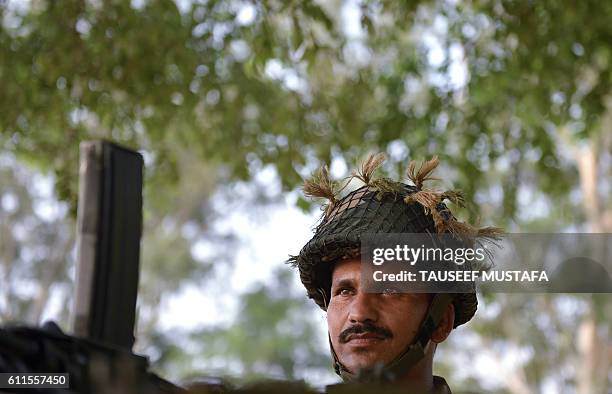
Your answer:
396;351;433;391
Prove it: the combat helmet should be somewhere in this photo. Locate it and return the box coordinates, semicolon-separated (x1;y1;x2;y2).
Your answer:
288;153;503;381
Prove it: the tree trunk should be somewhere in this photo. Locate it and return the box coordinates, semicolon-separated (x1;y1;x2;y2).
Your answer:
574;139;610;394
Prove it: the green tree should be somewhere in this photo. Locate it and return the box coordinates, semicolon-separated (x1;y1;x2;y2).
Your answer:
1;0;610;391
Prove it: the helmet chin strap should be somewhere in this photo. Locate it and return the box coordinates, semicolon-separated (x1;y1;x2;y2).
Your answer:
329;293;454;382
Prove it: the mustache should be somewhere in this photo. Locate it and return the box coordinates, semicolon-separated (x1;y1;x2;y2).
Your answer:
339;322;393;344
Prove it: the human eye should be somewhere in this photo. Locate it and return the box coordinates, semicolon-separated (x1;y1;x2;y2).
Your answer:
333;287;354;297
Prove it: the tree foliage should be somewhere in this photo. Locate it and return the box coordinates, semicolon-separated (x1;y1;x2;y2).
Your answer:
2;0;608;226
1;0;611;391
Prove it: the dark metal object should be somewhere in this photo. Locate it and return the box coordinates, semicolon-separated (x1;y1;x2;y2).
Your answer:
0;323;182;394
0;141;184;393
72;141;143;350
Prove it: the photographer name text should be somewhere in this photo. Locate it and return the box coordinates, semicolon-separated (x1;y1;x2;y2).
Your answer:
372;270;549;282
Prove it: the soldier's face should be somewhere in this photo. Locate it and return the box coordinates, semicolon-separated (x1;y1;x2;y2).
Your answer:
326;258;431;373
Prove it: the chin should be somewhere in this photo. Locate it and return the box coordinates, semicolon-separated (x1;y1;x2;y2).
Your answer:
343;353;389;372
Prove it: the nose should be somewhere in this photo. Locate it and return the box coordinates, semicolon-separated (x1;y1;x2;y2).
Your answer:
348;291;379;323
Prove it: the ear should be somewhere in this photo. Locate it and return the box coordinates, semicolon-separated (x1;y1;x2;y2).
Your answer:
431;302;454;343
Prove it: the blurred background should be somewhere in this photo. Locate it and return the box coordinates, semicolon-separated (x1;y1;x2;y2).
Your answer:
0;0;610;392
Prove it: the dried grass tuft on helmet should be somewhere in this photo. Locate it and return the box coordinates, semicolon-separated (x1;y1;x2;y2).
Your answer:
402;157;503;247
406;155;440;190
352;152;387;185
302;165;344;218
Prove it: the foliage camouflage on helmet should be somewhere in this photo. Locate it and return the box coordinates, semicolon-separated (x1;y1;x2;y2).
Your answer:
288;153;503;328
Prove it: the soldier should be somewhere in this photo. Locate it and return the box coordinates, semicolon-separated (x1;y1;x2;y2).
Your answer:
289;154;503;393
